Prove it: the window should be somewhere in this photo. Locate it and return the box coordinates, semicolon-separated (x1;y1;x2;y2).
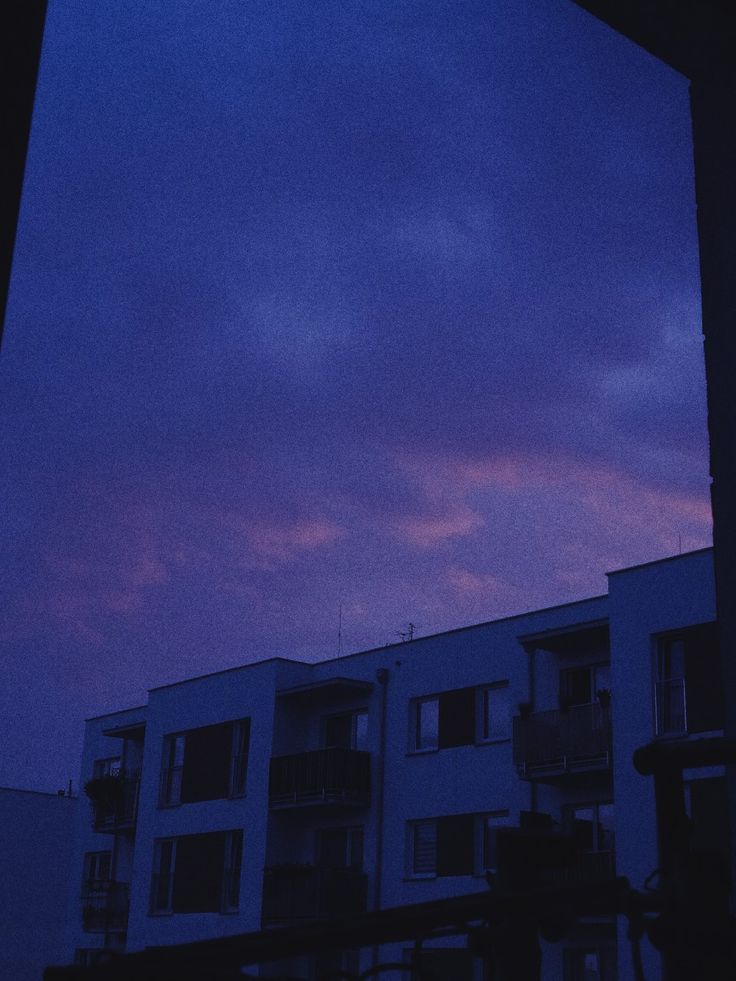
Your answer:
409;820;438;875
83;851;112;889
408;812;510;878
563;949;602;981
655;623;723;735
410;683;510;752
322;710;368;750
567;802;615;854
317;826;364;869
559;664;610;709
563;946;616;981
160;718;250;806
93;758;121;779
413;697;440;751
686;776;729;861
151;830;243;914
478;811;512;873
478;685;511;742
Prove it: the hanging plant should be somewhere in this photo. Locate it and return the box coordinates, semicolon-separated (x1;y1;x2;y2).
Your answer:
84;773;124;811
596;688;612;708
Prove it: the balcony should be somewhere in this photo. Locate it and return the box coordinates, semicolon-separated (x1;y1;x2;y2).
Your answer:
542;849;615;886
87;771;140;832
262;865;368;922
81;881;129;933
512;703;612;780
268;748;370;808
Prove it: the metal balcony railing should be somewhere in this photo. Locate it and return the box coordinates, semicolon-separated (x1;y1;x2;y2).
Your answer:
262;866;368;922
81;881;129;933
268;748;370;807
512;703;612;777
542;849;616;886
90;771;140;832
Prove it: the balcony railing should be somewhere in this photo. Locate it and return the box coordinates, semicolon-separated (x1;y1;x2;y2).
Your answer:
512;703;612;778
90;771;140;832
262;866;368;922
542;849;615;886
268;748;370;808
81;881;129;933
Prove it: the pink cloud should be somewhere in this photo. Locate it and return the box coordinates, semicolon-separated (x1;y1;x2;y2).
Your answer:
391;505;484;548
447;566;503;597
223;514;344;563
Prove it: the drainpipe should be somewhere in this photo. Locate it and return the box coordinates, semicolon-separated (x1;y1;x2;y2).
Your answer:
526;646;537;814
372;667;389;970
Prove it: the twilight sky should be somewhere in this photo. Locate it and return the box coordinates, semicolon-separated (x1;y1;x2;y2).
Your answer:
2;0;711;792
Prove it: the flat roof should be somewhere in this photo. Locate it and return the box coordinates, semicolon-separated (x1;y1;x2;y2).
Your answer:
83;550;706;720
606;546;712;578
102;720;146;738
86;704;148;723
276;677;374;699
517;619;609;654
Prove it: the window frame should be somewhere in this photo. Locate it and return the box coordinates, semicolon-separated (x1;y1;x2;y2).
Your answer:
82;850;112;890
409;696;440;753
150;830;243;915
564;800;615;854
159;718;250;807
321;709;369;751
476;683;511;744
409;682;511;754
408;819;438;878
653;622;722;737
407;811;511;879
475;810;512;875
92;757;121;779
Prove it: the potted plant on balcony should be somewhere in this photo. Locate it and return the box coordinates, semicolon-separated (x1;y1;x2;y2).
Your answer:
596;688;612;709
517;701;533;720
84;773;124;816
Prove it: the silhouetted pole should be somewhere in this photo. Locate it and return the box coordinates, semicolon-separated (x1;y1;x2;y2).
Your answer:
1;0;48;346
690;70;736;904
571;0;736;910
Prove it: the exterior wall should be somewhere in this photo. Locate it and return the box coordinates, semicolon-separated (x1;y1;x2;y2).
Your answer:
130;659;290;949
62;550;721;981
0;787;77;980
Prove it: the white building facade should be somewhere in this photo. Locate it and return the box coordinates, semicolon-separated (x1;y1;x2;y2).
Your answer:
63;548;727;980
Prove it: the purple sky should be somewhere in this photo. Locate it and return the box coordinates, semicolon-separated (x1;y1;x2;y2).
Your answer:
1;0;711;792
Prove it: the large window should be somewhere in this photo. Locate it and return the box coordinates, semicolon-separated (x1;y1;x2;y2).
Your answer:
83;851;112;889
317;826;364;870
410;683;509;752
559;664;610;709
322;709;368;751
92;757;121;779
160;718;250;806
686;776;730;862
408;811;510;878
567;802;615;854
151;830;243;914
655;623;723;735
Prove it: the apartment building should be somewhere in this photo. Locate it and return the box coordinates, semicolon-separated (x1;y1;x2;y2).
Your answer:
62;547;727;980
